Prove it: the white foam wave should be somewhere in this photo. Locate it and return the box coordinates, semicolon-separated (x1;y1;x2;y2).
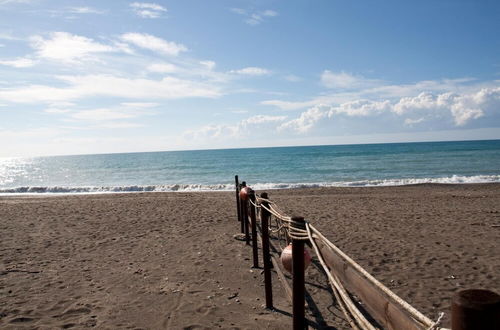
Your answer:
0;175;499;195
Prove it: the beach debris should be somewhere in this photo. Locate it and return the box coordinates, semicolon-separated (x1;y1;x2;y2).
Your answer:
233;233;246;241
227;292;239;300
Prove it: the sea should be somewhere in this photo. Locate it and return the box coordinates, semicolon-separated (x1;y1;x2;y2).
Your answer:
1;140;499;194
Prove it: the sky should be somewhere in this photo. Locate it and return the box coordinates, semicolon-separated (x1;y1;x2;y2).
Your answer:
0;0;499;157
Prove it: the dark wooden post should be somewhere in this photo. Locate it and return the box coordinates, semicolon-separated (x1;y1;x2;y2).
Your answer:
451;289;500;330
260;192;273;309
249;190;259;268
243;195;250;245
235;175;241;224
239;182;246;234
291;216;306;330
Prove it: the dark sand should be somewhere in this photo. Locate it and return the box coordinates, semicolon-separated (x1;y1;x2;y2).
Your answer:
1;184;499;329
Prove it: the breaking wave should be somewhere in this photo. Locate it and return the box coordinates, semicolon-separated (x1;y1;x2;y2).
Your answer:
0;175;499;195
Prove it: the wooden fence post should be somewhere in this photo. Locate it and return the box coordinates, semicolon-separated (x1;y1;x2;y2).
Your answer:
291;216;306;330
239;182;246;234
249;189;259;268
451;289;500;330
260;192;273;309
235;175;241;224
243;195;250;245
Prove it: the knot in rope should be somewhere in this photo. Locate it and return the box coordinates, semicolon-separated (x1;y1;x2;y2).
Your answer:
288;217;309;241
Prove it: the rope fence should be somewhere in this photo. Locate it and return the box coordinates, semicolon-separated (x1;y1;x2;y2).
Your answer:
233;175;500;330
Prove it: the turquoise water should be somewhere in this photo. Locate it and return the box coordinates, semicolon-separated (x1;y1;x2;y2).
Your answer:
1;140;499;194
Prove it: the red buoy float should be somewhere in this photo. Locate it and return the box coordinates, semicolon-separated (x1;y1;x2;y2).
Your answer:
239;186;251;201
280;243;312;273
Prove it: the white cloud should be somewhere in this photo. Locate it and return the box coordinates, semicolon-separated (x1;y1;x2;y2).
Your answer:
277;87;500;133
231;67;270;76
230;8;246;15
44;107;71;114
404;118;425;126
120;102;159;108
0;74;222;103
231;8;278;25
264;77;489;111
0;32;21;41
121;33;187;56
71;108;142;121
200;60;216;71
68;7;105;14
30;32;114;63
393;91;489;126
130;2;167;18
321;70;379;89
261;99;318;111
184;114;286;141
0;0;34;4
262;10;278;17
147;62;177;73
328;99;391;117
241;115;286;125
278;106;328;133
0;57;35;68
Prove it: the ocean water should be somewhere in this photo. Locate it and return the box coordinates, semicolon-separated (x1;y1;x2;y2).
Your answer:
1;140;499;194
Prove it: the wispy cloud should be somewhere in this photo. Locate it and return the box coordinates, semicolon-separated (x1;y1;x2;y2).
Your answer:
30;32;114;63
231;66;271;76
147;62;178;73
321;70;380;89
263;76;486;111
0;74;222;103
0;0;34;5
231;8;278;25
121;33;187;56
184;115;286;141
67;7;105;15
0;57;35;68
130;2;167;18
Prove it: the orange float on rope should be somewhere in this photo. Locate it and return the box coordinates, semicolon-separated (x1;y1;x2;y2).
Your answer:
280;243;312;273
239;186;251;201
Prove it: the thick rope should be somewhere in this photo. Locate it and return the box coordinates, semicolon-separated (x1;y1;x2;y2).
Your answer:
309;224;436;328
248;190;448;330
306;223;378;330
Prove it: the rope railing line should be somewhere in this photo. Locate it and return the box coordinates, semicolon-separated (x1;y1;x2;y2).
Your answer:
251;188;448;330
236;177;498;330
306;222;378;330
308;224;439;329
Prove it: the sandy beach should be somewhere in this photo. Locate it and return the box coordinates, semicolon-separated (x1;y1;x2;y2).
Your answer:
1;183;499;329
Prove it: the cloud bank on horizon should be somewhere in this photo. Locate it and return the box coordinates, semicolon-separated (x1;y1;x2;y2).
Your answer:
0;0;499;157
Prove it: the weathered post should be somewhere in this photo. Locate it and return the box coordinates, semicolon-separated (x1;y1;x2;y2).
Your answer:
249;189;259;268
243;194;250;245
260;192;273;309
239;182;246;233
451;289;500;330
235;175;241;223
291;216;306;330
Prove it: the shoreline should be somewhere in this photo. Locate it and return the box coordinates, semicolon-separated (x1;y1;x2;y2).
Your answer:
1;183;499;328
1;180;500;197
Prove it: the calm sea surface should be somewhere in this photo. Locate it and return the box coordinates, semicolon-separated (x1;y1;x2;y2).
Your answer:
1;140;499;194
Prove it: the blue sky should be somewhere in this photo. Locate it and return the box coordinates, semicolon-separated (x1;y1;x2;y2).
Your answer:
0;0;499;157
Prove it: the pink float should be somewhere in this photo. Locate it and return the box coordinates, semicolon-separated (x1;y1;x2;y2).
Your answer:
280;243;312;273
